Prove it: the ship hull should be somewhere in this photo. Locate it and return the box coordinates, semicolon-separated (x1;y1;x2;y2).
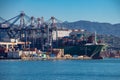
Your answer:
62;44;105;59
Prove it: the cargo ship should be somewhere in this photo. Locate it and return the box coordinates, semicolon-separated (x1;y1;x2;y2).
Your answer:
53;30;106;59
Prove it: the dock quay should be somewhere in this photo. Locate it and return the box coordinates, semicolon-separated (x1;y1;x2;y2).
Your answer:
20;49;92;60
21;56;92;61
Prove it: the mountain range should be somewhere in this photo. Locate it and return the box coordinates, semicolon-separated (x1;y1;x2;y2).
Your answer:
61;20;120;37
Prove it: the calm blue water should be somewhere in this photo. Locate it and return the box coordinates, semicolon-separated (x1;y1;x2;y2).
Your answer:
0;59;120;80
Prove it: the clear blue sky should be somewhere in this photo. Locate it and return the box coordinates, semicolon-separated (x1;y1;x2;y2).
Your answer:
0;0;120;24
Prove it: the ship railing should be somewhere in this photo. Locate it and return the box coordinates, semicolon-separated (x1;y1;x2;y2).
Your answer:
85;43;106;46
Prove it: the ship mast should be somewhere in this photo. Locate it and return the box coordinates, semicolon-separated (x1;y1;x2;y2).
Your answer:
94;31;97;45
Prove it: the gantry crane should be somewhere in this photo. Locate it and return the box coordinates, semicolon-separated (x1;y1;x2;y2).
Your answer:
0;12;63;51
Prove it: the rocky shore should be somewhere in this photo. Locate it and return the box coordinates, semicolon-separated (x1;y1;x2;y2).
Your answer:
100;50;120;58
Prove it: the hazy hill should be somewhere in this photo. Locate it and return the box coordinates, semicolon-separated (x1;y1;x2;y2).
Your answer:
62;20;120;37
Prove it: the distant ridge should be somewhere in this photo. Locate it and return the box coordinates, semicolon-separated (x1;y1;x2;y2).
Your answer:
61;20;120;37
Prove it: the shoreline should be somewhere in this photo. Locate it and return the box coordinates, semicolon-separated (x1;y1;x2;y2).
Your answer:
0;56;99;60
1;57;120;61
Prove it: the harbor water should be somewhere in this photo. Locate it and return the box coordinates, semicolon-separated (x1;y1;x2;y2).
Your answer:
0;59;120;80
